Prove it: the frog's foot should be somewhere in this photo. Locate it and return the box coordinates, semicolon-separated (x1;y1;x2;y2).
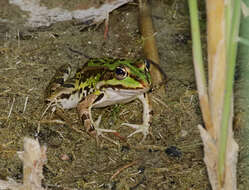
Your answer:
94;116;117;136
90;116;120;145
121;122;149;142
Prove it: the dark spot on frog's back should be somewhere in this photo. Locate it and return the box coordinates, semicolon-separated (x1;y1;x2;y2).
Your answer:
61;68;70;75
60;93;71;99
54;78;64;85
56;64;71;74
84;86;91;94
93;93;104;104
62;83;75;88
79;88;83;94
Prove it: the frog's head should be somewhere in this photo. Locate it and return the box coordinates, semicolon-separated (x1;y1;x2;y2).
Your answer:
87;58;151;93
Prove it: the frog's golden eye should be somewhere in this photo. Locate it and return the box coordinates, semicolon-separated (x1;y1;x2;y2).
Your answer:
115;66;127;80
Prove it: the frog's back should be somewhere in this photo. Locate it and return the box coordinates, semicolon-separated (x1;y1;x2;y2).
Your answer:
77;58;118;79
76;58;120;88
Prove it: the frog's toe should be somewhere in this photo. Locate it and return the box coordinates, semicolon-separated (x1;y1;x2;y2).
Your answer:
93;115;116;135
95;127;117;136
90;115;119;143
93;127;119;145
94;115;102;128
121;123;149;142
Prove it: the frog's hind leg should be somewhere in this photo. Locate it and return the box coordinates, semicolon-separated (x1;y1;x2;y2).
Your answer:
45;64;72;97
43;64;72;118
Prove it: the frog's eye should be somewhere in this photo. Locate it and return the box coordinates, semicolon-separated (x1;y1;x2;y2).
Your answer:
115;67;127;80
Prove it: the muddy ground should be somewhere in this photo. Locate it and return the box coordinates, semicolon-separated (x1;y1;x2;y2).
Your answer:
0;0;219;189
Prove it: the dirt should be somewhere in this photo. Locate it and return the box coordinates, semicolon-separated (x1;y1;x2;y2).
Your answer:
0;0;212;189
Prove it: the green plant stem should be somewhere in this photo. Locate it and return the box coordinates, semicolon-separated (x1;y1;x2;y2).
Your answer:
188;0;206;86
218;0;241;184
235;0;249;187
188;0;212;133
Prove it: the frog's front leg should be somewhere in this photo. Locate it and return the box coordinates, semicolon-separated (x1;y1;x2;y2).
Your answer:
122;93;151;142
77;94;116;137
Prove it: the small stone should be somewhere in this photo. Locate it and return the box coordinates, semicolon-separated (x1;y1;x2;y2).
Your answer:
180;129;188;137
165;146;182;158
60;154;70;161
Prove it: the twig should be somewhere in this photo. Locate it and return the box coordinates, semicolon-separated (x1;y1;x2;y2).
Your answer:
104;12;109;39
151;96;168;108
39;119;66;125
138;0;164;88
110;160;138;180
23;96;28;113
41;102;52;119
8;97;15;119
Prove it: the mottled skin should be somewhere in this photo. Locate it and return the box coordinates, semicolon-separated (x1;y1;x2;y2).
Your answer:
45;58;152;141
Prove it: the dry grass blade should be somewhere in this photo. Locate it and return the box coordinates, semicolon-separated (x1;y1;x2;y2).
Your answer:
8;97;15;119
110;160;138;181
206;0;226;140
188;0;213;136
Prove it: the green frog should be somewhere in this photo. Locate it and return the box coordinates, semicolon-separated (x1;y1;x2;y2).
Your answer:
45;58;152;141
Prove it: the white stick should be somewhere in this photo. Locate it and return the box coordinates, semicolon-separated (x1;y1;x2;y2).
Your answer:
8;97;15;119
23;96;28;113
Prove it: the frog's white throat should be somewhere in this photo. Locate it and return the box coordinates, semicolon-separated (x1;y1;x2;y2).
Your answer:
93;87;148;108
51;87;149;110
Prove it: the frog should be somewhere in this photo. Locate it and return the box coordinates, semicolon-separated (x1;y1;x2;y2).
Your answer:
44;58;152;141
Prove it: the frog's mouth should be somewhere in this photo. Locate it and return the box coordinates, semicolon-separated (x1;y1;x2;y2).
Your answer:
92;87;149;108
